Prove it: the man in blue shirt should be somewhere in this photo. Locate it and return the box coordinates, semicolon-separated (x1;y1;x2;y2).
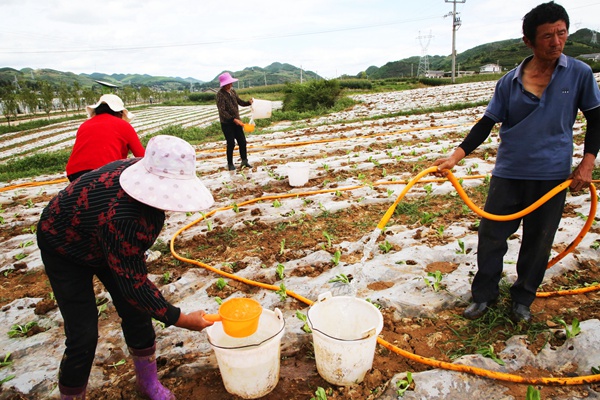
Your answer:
434;1;600;322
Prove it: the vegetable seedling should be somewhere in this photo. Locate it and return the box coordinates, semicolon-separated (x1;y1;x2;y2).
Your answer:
276;283;287;302
295;311;312;333
215;278;227;290
396;371;413;397
331;250;341;266
424;271;444;292
378;240;393;254
276;263;285;280
328;273;350;285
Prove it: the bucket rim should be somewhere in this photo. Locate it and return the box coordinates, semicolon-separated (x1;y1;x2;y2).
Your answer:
207;309;285;349
306;295;383;342
307;316;377;342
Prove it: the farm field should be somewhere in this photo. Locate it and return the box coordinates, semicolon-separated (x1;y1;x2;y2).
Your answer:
2;77;600;399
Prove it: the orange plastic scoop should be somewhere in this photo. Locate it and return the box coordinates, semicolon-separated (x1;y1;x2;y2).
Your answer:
203;298;263;338
243;123;255;134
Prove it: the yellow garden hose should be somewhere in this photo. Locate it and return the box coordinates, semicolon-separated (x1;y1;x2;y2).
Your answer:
169;166;600;386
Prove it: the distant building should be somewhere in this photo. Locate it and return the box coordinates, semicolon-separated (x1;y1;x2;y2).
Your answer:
480;63;501;74
580;53;600;62
425;70;445;78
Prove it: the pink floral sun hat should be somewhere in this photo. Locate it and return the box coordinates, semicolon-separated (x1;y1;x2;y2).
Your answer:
120;135;214;212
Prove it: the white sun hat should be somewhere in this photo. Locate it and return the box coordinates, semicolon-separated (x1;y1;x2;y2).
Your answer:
86;94;134;122
120;135;214;212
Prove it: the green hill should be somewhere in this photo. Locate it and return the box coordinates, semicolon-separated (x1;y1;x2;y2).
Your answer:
1;28;598;89
365;28;600;79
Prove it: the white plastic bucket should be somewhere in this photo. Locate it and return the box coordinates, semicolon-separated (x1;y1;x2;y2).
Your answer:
287;162;310;187
251;98;272;119
307;292;383;386
206;308;285;399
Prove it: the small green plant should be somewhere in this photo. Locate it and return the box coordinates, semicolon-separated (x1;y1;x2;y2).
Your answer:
276;263;285;280
420;212;437;225
387;188;394;197
295;311;312;333
162;271;172;284
22;225;37;234
366;298;382;309
424;271;444;292
455;239;466;254
279;239;286;255
13;253;27;261
215;278;227;290
200;212;213;231
322;163;329;172
396;371;413;397
273;199;282;208
476;344;505;366
276;283;287;302
556;317;581;339
232;203;239;213
435;225;445;239
214;296;223;305
310;387;328;400
0;374;15;384
153;318;166;329
378;240;393;253
109;359;126;369
97;302;108;317
590;241;600;250
328;273;350;284
0;353;12;367
8;321;38;338
331;250;341;266
423;183;433;194
322;231;333;248
526;385;541;400
591;365;600;374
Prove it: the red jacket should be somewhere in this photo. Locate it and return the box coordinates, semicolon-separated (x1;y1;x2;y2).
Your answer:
66;114;145;176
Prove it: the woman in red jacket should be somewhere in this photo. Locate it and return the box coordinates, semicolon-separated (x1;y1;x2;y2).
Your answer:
66;94;145;182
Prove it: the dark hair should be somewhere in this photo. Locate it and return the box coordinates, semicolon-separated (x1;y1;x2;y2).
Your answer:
522;1;569;43
94;103;123;118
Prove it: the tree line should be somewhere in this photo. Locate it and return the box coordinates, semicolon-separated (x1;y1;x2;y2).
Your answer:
0;80;183;125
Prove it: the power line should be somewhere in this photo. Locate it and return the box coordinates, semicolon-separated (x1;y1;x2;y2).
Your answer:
0;15;443;55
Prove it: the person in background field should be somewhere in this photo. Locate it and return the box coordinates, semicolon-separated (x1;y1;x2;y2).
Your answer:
433;1;600;323
216;72;253;171
37;136;216;400
66;94;145;182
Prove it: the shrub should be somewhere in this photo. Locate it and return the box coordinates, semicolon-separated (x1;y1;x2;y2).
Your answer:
338;79;373;90
282;79;342;112
0;151;70;182
188;93;216;103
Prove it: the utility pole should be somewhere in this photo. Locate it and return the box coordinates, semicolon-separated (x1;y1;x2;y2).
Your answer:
445;0;465;83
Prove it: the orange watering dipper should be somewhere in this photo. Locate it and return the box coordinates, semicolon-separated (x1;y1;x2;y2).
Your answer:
203;297;263;338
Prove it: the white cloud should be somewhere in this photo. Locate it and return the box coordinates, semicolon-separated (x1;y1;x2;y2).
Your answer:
1;0;598;81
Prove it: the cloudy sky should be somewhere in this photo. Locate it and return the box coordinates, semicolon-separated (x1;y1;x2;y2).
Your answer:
1;0;599;82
